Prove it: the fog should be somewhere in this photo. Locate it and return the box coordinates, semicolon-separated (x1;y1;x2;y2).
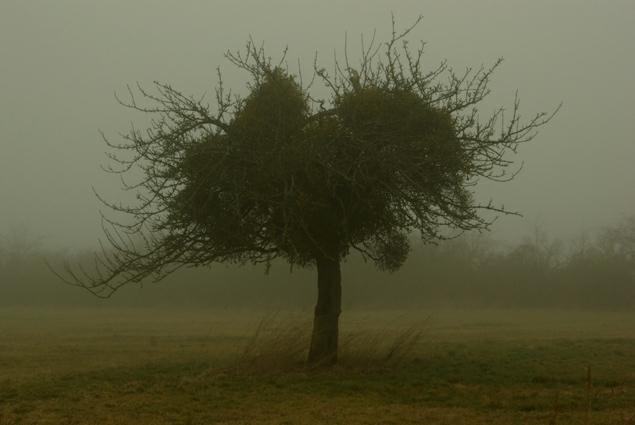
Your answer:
5;5;635;423
1;1;634;248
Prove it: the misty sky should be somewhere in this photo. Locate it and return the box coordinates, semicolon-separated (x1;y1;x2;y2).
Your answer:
1;0;634;250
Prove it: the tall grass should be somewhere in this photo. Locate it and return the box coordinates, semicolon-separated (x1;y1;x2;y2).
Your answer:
219;314;430;374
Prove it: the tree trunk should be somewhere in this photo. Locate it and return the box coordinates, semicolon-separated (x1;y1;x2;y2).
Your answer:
307;254;342;365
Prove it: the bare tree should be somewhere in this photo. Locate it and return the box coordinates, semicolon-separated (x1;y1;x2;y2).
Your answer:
1;225;43;267
53;18;559;364
600;216;635;264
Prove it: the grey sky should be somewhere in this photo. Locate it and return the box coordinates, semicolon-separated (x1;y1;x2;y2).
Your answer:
1;0;634;249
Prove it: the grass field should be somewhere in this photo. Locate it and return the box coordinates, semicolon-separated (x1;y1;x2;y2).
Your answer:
2;308;635;424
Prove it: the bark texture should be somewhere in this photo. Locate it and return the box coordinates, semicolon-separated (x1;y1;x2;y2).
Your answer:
307;255;342;365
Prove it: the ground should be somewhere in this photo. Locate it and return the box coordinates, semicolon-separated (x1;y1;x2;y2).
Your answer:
1;308;635;424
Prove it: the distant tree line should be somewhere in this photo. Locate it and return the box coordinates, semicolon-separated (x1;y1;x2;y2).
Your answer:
1;217;633;310
373;218;635;310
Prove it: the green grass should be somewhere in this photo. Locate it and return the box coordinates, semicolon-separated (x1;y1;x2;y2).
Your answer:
1;308;635;424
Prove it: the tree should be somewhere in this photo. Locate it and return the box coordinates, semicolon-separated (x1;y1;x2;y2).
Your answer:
55;18;558;364
1;225;42;268
597;215;635;284
599;216;635;263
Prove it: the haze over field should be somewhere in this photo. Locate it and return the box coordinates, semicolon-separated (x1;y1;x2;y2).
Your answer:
1;0;634;251
2;4;635;422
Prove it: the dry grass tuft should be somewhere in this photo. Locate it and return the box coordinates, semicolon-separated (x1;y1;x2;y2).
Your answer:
197;313;432;376
233;313;312;373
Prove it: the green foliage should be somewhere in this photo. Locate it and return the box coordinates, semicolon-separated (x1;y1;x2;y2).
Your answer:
334;85;469;268
166;66;469;272
231;67;308;144
54;20;557;295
